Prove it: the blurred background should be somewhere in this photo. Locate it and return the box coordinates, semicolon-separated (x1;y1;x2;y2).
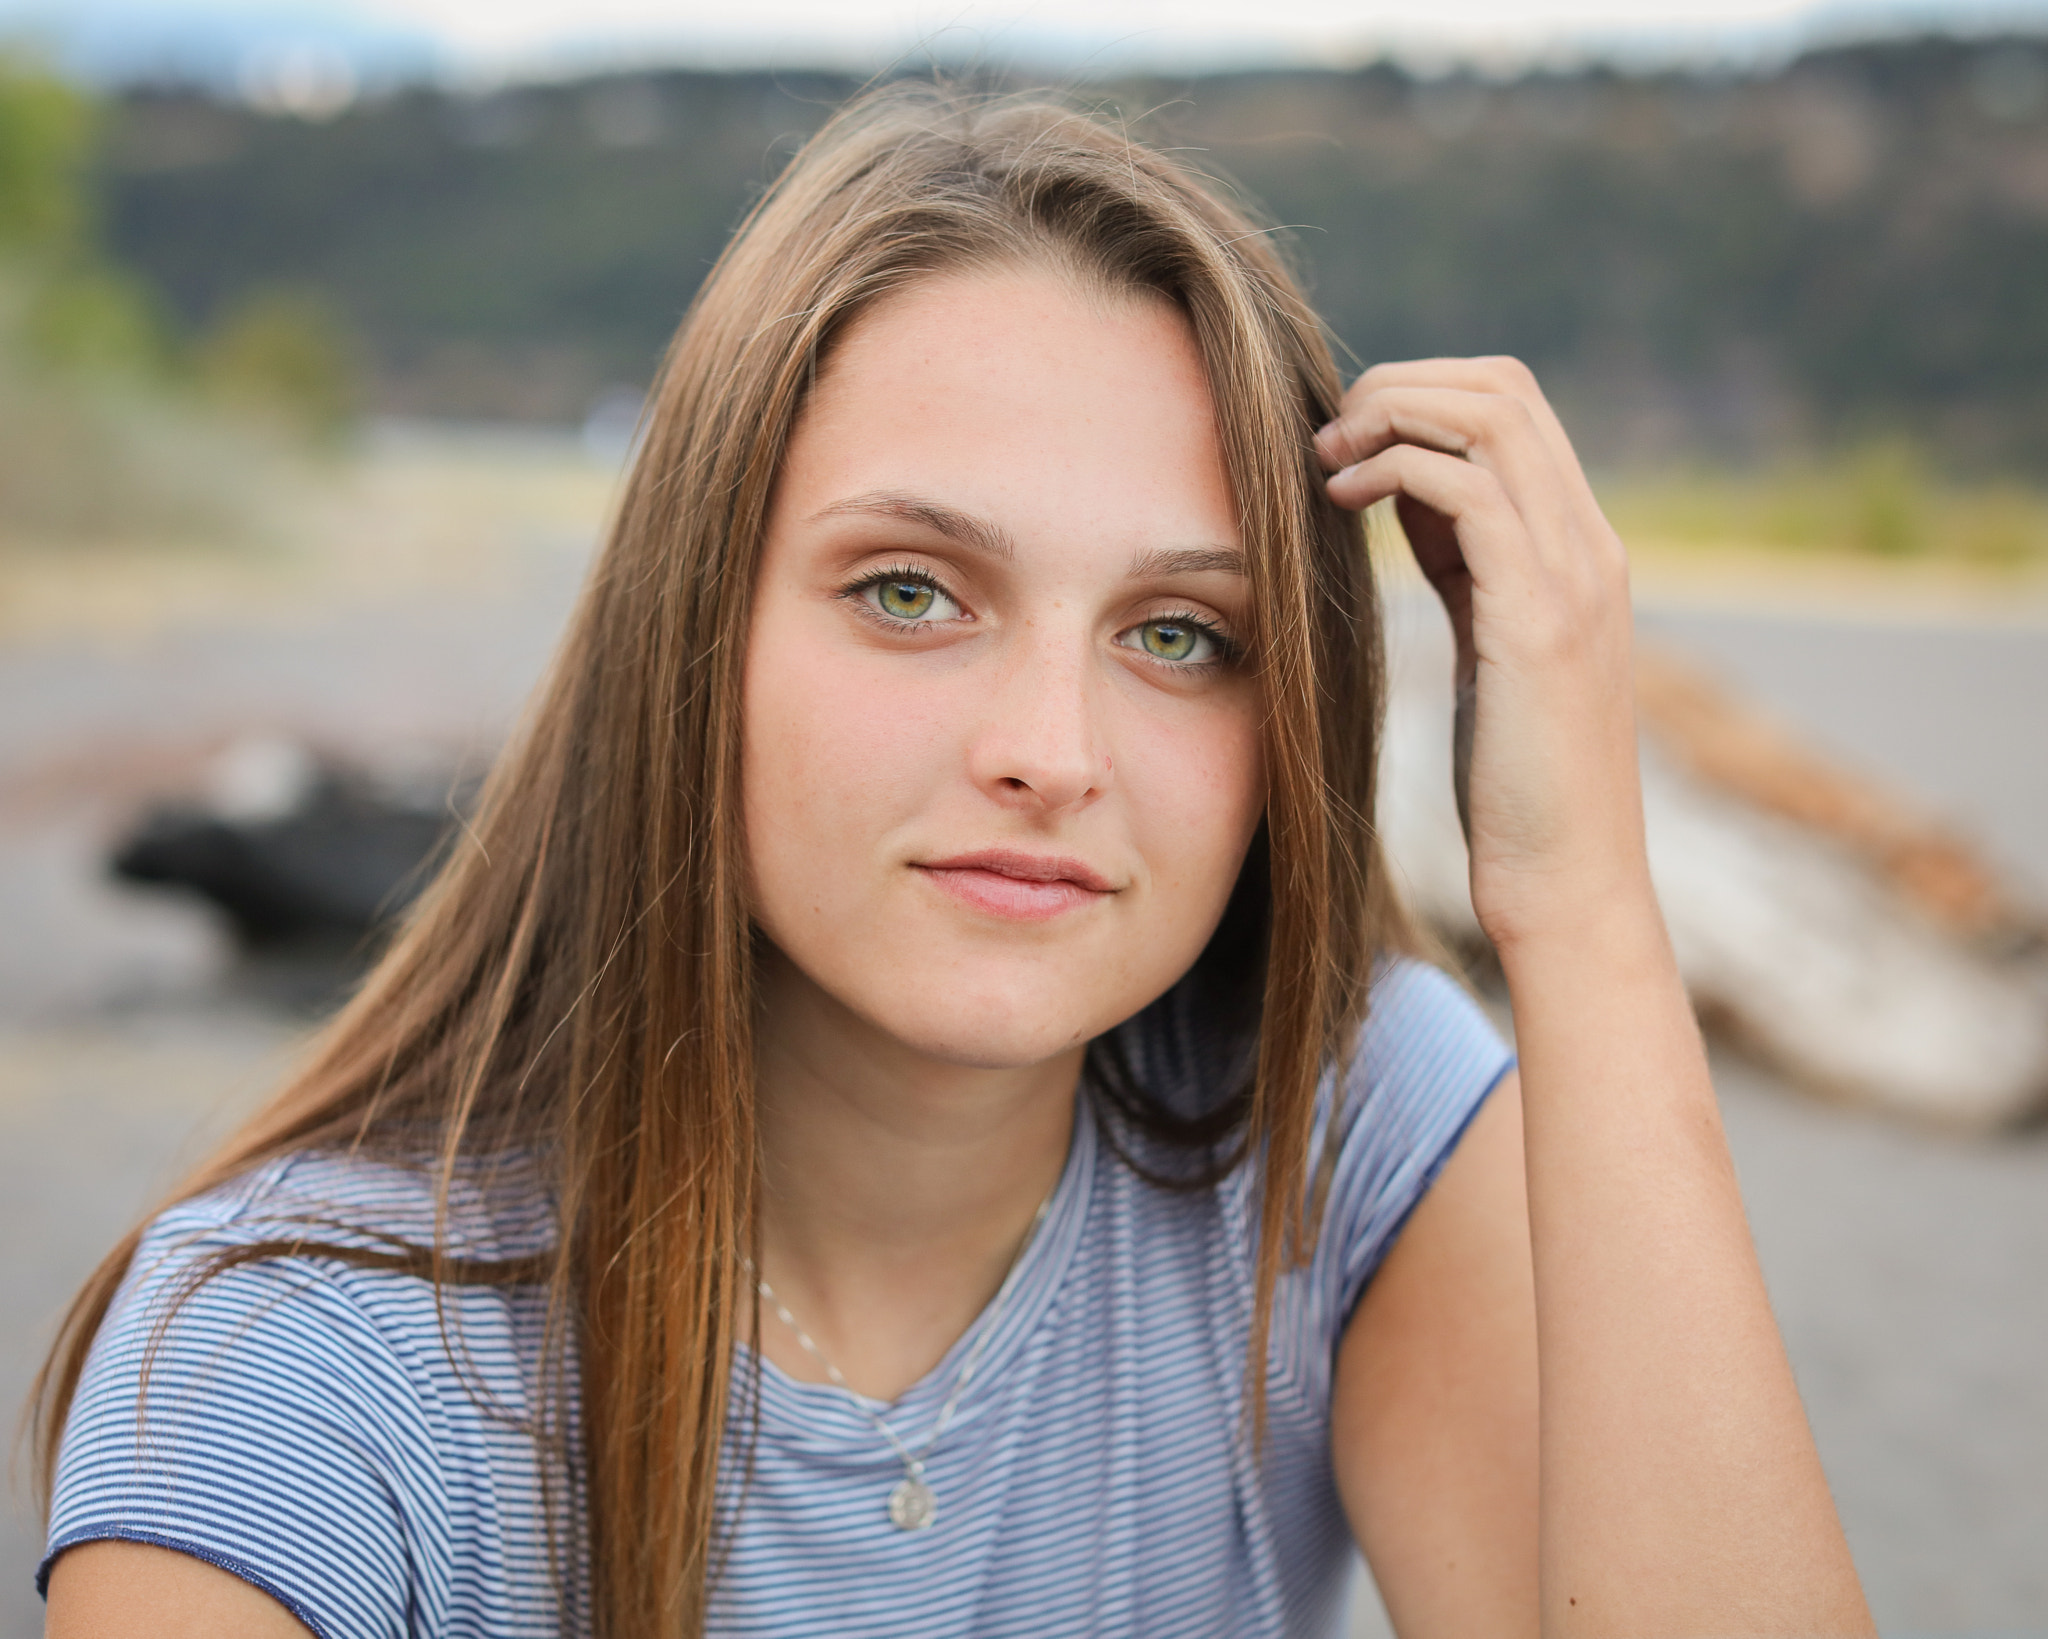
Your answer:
2;1;2048;1635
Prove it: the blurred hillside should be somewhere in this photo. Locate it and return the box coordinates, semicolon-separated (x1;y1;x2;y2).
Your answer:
90;34;2048;469
0;55;354;551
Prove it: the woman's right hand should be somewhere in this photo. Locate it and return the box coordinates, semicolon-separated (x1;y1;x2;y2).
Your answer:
1314;355;1652;953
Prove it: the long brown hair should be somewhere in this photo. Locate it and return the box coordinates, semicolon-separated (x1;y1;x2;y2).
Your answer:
30;84;1411;1637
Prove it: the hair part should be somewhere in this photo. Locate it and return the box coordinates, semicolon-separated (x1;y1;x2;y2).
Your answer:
28;82;1413;1638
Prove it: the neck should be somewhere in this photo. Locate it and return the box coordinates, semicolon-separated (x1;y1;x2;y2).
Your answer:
751;949;1080;1399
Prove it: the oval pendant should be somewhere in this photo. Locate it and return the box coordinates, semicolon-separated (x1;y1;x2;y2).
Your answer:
887;1475;937;1532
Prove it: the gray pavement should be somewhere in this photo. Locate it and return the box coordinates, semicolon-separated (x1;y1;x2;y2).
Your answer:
1638;604;2048;905
3;496;2046;1634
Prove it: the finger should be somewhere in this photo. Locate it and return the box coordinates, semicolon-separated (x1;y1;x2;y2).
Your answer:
1316;387;1572;552
1393;492;1471;591
1316;385;1537;472
1334;356;1586;491
1329;444;1540;604
1397;494;1479;686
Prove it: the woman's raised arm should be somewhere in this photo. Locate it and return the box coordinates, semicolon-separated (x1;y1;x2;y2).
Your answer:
1319;357;1873;1635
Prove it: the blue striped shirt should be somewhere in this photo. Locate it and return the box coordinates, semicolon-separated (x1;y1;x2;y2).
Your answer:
44;958;1511;1637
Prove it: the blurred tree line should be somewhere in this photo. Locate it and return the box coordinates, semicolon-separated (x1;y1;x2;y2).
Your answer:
0;54;351;545
90;34;2048;477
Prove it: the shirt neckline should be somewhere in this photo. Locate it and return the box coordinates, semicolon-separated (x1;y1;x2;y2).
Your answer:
737;1097;1097;1449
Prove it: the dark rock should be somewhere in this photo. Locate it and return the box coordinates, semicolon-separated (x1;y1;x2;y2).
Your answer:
110;764;458;952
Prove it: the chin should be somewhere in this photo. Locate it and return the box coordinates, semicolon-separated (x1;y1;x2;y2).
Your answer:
859;966;1132;1070
872;1002;1100;1071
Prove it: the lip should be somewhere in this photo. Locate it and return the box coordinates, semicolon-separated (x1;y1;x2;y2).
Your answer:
913;849;1119;922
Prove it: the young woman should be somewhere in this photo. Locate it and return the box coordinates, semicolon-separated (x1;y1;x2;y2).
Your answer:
34;87;1872;1637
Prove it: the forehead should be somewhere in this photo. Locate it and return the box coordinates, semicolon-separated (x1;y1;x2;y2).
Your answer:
780;265;1239;552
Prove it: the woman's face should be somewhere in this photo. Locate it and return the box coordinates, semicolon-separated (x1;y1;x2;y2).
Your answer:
743;265;1265;1070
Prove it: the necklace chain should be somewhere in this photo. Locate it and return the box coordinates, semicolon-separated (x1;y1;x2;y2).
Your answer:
747;1190;1053;1531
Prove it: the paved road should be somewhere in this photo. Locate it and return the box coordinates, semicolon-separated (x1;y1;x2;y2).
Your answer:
3;506;2044;1635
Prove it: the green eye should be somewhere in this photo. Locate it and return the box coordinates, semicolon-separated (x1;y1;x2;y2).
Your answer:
1143;621;1196;660
875;580;937;620
1122;618;1212;663
851;570;965;628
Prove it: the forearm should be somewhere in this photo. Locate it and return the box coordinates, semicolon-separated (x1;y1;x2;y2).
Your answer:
1501;893;1873;1636
1318;354;1872;1629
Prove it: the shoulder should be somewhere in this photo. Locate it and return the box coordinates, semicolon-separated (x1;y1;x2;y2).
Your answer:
1141;957;1511;1419
86;1146;558;1433
49;1150;567;1635
1357;956;1505;1067
132;1146;555;1270
1306;957;1515;1327
1343;956;1513;1137
94;1145;560;1434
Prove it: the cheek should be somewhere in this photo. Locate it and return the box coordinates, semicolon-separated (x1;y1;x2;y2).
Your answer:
741;607;952;897
1118;698;1267;902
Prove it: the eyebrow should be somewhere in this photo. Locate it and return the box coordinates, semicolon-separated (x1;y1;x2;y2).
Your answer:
807;491;1016;561
806;490;1247;582
1125;545;1248;581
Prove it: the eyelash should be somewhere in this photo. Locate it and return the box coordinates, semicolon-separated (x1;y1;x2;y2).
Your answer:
1130;608;1239;669
838;564;963;627
836;566;1239;669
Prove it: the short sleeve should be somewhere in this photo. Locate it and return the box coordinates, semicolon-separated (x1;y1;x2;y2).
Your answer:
41;1200;444;1639
1318;959;1515;1325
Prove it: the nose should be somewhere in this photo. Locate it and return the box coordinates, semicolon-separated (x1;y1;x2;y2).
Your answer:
965;621;1113;816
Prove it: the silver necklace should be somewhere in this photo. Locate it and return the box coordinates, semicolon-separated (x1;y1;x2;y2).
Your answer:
748;1191;1052;1533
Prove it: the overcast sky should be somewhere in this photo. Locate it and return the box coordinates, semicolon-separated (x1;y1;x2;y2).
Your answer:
389;0;2048;66
7;0;2048;88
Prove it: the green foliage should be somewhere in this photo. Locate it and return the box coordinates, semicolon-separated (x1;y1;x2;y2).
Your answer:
197;286;357;439
1842;439;1929;557
0;52;92;255
24;262;173;376
0;359;263;543
1600;443;2048;564
1944;484;2048;565
0;59;320;548
0;55;174;384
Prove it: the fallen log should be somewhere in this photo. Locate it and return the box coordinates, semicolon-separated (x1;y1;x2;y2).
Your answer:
1632;650;2019;943
1376;598;2048;1130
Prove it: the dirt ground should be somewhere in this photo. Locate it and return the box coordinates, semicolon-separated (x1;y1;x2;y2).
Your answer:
4;427;2046;1638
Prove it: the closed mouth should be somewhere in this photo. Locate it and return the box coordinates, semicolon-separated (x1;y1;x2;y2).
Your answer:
912;850;1119;920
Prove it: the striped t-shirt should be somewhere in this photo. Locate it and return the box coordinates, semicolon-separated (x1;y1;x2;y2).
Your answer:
44;958;1511;1638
